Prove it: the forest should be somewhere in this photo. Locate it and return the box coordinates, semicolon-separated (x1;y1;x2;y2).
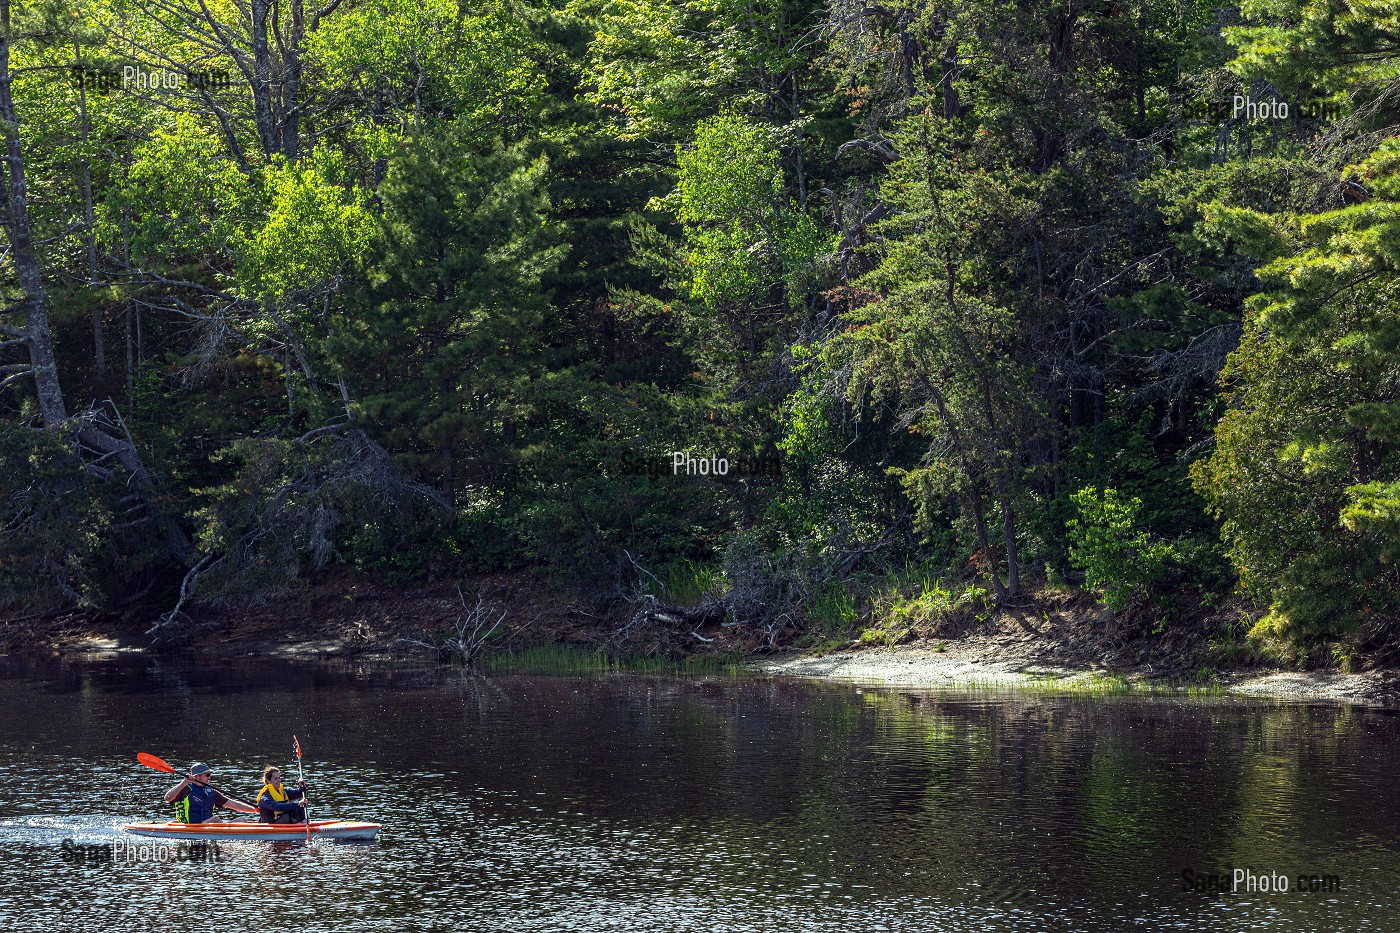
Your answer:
0;0;1396;665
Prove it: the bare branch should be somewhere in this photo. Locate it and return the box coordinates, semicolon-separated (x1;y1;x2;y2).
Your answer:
107;266;240;301
312;0;346;27
402;589;510;664
294;422;352;444
148;550;220;639
0;369;34;392
840;5;892;25
836;138;900;163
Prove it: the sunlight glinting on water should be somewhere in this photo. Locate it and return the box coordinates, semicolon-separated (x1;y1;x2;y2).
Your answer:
0;655;1394;930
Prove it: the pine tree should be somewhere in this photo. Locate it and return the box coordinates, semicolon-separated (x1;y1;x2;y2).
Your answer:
338;131;561;505
1194;139;1400;651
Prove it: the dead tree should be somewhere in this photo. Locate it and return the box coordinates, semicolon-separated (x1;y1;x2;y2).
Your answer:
402;588;509;665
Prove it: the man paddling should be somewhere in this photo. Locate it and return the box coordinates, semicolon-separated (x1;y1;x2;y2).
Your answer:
164;762;258;823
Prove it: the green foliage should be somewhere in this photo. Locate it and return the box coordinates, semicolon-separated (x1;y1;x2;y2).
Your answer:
0;428;110;607
338;132;560;503
1067;487;1180;612
862;579;991;647
1194;138;1400;646
510;378;725;580
97;113;260;263
662;113;834;393
241;150;374;303
6;0;1399;673
310;0;547;155
650;559;721;605
189;430;450;599
827;113;1049;598
1227;0;1400;122
571;0;827;142
673;114;830;309
805;580;858;633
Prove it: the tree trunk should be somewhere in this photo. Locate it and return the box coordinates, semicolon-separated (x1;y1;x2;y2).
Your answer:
940;42;960;119
0;5;195;565
0;10;64;426
1000;489;1020;598
250;0;280;158
927;382;1010;604
75;42;104;382
247;0;308;160
125;306;134;396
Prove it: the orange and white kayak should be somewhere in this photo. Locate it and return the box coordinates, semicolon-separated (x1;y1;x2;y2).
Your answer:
122;819;381;842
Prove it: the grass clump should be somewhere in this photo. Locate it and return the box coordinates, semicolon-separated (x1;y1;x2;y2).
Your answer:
859;579;991;647
806;581;859;630
650;559;722;606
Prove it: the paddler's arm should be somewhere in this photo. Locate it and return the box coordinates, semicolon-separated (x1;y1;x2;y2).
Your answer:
213;789;258;815
163;778;190;803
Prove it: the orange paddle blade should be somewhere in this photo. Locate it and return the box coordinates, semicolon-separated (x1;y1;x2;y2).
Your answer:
293;735;302;760
137;752;176;773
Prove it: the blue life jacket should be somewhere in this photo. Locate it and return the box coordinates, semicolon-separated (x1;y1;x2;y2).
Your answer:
175;783;219;823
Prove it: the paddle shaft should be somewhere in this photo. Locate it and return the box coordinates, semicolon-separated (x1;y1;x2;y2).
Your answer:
167;773;234;799
294;735;310;843
138;753;234;798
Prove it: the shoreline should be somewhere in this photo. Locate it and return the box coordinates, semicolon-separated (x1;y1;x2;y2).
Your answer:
20;627;1400;706
757;642;1400;705
7;572;1399;705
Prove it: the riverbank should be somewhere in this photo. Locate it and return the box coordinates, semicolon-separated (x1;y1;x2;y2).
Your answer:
0;571;586;660
757;641;1400;704
4;571;1397;704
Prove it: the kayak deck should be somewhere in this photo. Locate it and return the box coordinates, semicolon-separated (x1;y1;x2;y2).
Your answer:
123;819;381;841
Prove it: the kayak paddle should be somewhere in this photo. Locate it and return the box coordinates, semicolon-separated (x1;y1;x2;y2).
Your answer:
294;735;310;844
136;751;235;798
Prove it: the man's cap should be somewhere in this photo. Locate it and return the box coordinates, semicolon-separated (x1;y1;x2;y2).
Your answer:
189;762;211;775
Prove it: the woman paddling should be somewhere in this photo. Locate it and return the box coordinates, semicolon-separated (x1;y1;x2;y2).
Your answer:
257;766;308;824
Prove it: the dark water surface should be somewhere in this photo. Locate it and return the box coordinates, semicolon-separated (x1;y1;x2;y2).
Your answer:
0;653;1396;930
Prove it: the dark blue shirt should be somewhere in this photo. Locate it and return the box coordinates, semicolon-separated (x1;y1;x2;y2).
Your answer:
258;786;305;811
173;783;227;823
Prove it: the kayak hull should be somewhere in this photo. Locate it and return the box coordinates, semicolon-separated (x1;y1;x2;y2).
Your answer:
122;819;381;842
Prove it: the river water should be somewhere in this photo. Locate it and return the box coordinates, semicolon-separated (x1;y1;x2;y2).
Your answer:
0;653;1396;930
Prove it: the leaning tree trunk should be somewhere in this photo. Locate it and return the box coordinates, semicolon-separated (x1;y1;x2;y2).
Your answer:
0;5;196;564
0;3;66;425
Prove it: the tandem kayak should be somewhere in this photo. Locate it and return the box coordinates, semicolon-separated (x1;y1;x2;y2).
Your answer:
122;819;381;842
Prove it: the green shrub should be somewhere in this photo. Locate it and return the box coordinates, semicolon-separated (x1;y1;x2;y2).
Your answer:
0;428;112;607
1066;486;1179;612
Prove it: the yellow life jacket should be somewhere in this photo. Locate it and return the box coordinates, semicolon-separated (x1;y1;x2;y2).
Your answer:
260;783;289;804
